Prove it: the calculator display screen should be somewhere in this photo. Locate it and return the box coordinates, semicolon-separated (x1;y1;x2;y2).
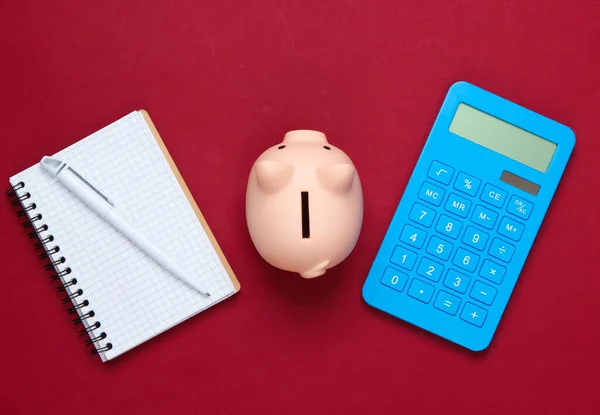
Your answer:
449;103;557;173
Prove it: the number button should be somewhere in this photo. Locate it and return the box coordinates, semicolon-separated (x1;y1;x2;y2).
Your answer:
443;269;470;294
427;161;454;185
435;215;462;239
471;205;498;230
433;291;461;315
418;181;445;206
479;259;506;284
462;226;489;251
390;245;418;270
426;236;453;261
444;193;472;218
488;238;515;262
399;224;427;249
407;278;435;303
470;281;497;305
417;257;444;282
497;216;525;241
481;184;507;208
409;203;436;228
454;172;481;196
507;195;533;220
452;248;479;272
460;302;487;327
380;267;408;292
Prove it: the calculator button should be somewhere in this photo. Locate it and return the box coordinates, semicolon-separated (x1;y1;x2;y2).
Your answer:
426;236;453;261
380;266;408;292
507;195;533;220
454;172;481;196
409;203;436;228
443;269;471;294
471;205;498;229
407;278;435;303
427;161;454;185
481;184;507;208
488;238;515;262
435;215;462;239
479;259;506;284
460;302;487;327
462;226;489;251
416;257;444;282
390;245;418;270
497;216;525;241
433;291;461;315
444;193;472;218
470;281;497;306
418;181;445;206
452;248;479;273
399;224;427;249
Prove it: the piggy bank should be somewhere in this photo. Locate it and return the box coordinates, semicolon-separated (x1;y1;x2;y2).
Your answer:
245;130;363;278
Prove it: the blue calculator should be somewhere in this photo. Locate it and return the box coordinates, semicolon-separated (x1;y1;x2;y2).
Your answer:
362;81;575;351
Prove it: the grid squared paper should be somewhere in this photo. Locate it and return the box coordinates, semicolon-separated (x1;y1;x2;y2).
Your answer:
9;111;237;361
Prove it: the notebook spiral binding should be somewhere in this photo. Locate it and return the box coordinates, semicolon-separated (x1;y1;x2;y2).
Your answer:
6;181;113;355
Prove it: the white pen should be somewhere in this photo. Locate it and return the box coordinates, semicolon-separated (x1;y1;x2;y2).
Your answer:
40;156;210;297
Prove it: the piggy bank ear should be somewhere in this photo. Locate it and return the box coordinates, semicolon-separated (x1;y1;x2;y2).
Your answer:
254;160;294;192
317;164;355;194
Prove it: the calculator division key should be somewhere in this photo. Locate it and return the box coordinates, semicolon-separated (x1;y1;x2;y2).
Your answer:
462;226;489;251
407;278;435;303
399;224;427;249
452;248;480;273
443;269;471;294
488;238;515;263
479;260;506;284
470;281;497;306
507;195;533;220
471;204;498;230
481;184;507;208
434;291;461;315
409;203;436;228
460;302;488;327
427;161;454;185
380;266;408;292
497;216;525;241
454;172;481;197
390;245;418;270
426;236;454;261
416;257;444;282
444;193;472;218
435;214;462;239
418;181;445;206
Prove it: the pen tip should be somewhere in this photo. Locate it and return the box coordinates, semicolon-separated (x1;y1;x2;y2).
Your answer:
205;292;211;297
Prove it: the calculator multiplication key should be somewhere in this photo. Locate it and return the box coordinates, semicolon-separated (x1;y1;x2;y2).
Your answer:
417;257;444;282
479;259;505;284
380;267;408;292
426;236;453;260
470;281;497;305
507;195;533;220
481;184;507;208
427;161;454;185
452;248;479;272
471;204;498;229
407;279;435;303
390;245;418;270
443;269;470;294
454;172;481;196
488;238;515;262
497;216;525;241
435;214;462;239
460;302;487;327
400;224;427;248
444;193;472;218
418;181;445;206
409;203;436;227
462;226;489;251
433;291;461;315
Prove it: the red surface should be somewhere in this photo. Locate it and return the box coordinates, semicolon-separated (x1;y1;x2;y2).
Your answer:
1;1;599;413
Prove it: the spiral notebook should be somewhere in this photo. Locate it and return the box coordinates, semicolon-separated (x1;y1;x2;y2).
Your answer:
6;110;240;362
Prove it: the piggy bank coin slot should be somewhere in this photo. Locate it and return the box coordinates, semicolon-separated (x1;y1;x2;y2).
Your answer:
301;191;310;238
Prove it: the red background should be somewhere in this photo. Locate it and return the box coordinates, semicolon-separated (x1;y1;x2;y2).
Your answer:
1;1;599;414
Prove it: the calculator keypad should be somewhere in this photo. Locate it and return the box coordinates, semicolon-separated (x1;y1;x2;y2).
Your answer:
380;161;533;329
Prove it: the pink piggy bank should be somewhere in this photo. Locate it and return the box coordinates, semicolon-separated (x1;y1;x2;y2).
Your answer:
245;130;363;278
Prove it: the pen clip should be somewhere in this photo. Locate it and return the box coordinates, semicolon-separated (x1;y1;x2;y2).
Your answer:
67;166;115;207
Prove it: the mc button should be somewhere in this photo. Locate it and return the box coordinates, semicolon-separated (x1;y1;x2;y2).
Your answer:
418;181;445;207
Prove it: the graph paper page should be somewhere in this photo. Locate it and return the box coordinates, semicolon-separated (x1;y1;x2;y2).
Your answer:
9;111;237;361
